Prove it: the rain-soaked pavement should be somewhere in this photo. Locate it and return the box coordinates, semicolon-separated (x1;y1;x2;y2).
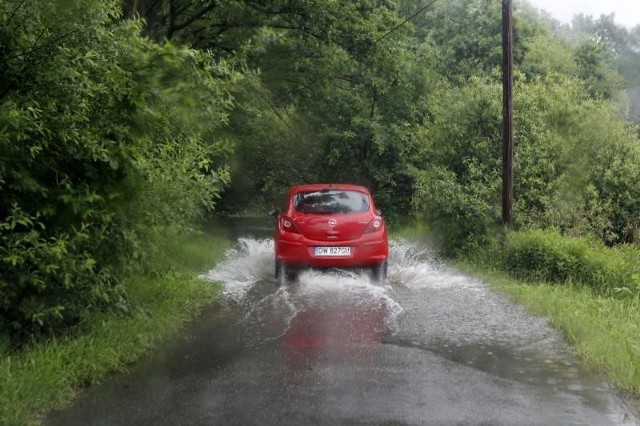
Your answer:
46;227;639;425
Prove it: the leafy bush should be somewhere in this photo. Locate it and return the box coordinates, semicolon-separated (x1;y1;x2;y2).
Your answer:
0;0;234;340
0;207;125;337
503;229;640;298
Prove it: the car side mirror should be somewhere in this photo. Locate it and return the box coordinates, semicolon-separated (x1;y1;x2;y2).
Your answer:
268;209;279;218
376;209;382;216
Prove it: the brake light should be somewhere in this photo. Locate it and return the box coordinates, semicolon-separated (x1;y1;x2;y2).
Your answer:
280;216;301;234
364;217;384;234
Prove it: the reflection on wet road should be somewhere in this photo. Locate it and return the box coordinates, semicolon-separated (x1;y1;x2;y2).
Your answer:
46;238;638;425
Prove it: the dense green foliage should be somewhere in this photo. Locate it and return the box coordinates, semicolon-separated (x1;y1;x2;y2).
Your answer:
1;0;233;338
474;229;640;299
164;0;638;251
2;0;640;340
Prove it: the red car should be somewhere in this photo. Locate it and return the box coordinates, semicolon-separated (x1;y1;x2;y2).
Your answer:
269;184;389;285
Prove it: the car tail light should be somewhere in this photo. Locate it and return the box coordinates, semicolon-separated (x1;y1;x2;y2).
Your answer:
364;217;384;234
280;216;301;234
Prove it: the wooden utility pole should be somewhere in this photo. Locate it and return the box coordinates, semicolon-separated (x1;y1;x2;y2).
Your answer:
502;0;514;228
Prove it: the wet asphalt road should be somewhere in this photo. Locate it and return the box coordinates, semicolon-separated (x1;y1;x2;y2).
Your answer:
46;228;639;425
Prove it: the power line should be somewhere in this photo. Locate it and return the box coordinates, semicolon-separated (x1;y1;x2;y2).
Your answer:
374;0;439;44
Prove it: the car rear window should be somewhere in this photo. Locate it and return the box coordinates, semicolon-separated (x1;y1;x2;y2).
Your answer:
293;190;370;214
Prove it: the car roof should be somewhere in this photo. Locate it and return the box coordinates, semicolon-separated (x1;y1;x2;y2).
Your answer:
287;183;371;196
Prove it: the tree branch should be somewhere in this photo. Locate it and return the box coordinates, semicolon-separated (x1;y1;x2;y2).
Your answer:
167;1;220;39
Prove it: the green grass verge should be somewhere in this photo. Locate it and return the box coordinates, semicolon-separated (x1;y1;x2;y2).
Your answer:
455;261;640;409
0;232;229;425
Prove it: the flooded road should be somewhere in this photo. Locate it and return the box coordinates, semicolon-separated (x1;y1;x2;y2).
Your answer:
46;235;638;425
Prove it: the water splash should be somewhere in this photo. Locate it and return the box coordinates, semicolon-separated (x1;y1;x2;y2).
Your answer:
388;239;479;291
200;237;274;303
200;237;421;337
199;238;531;345
201;237;440;302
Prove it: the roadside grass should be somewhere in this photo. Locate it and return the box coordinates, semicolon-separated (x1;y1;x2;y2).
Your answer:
0;232;228;425
144;230;230;276
394;224;640;409
455;261;640;409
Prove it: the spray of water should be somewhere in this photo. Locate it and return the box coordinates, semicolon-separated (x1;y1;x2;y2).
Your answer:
200;237;518;347
200;238;439;337
388;239;480;291
200;238;275;303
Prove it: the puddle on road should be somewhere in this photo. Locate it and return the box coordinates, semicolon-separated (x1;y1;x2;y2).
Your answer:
200;238;559;356
47;236;638;425
200;238;404;347
200;237;637;425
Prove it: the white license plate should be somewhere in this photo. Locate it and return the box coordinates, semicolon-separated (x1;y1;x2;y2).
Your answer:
314;246;351;257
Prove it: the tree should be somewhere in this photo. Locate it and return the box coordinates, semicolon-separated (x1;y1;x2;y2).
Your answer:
185;0;425;217
0;0;234;338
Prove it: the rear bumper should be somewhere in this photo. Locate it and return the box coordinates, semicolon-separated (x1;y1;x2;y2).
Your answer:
275;233;388;268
